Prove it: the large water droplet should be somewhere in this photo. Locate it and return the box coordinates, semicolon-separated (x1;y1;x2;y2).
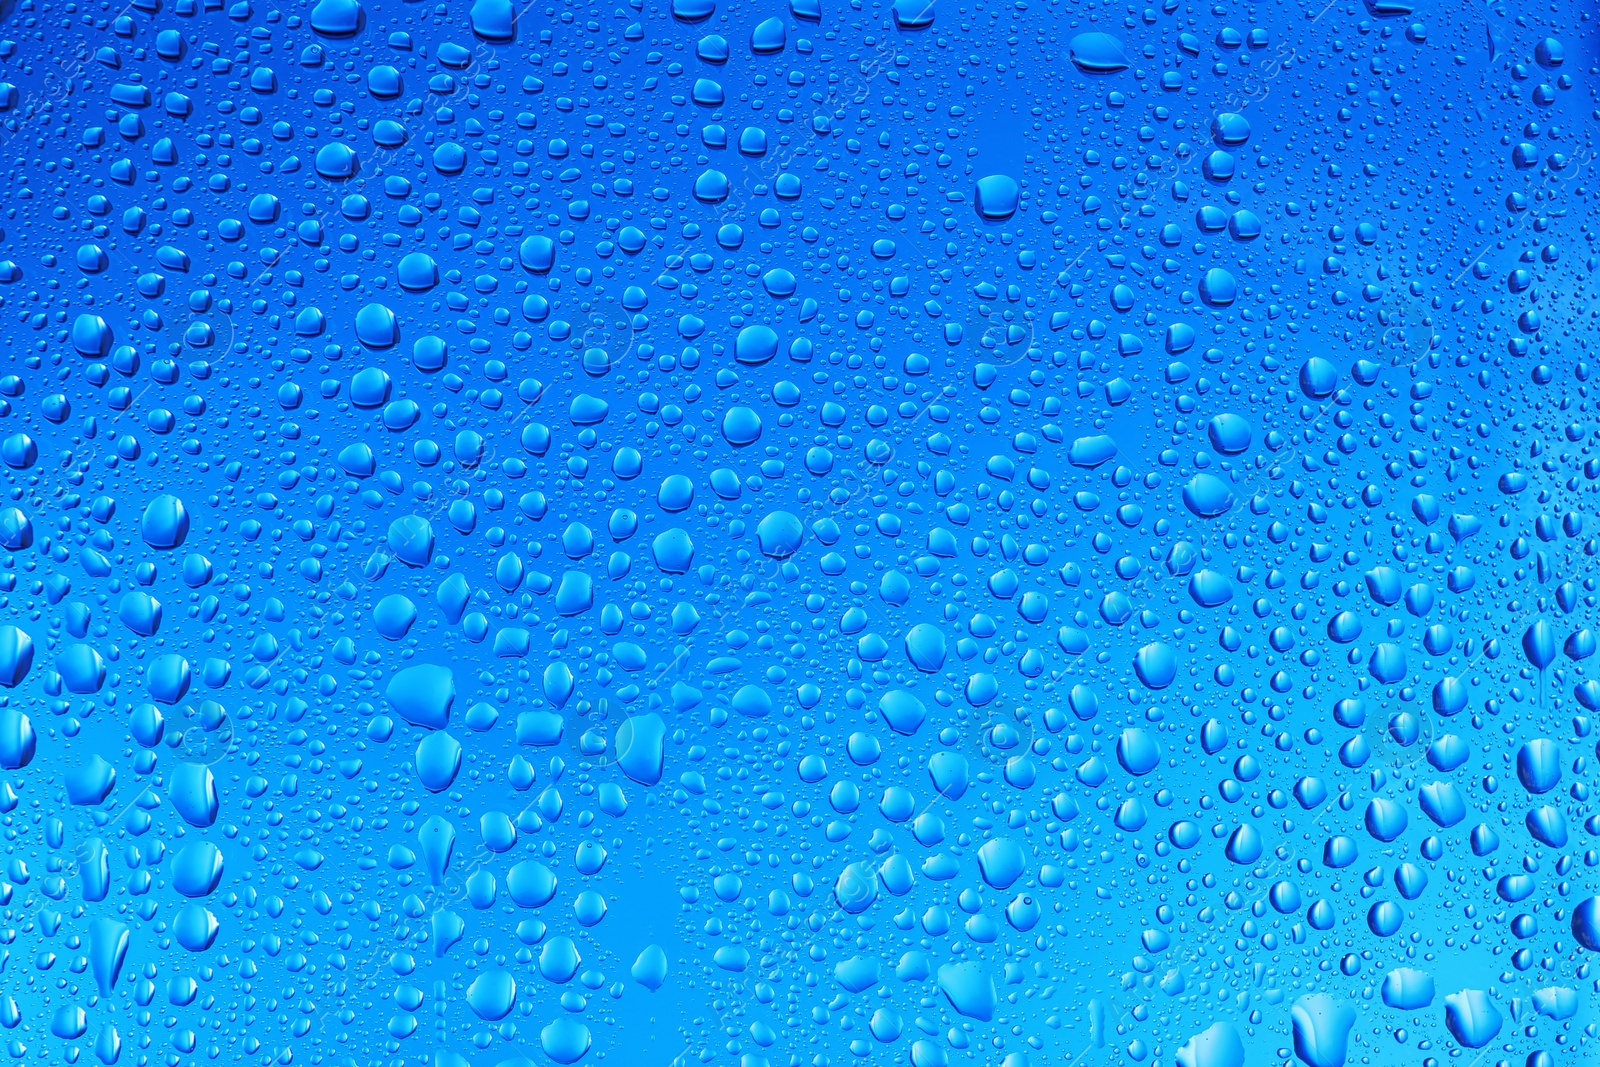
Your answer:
1290;995;1356;1067
973;175;1020;221
466;969;517;1020
141;494;189;549
1442;990;1502;1049
1174;1022;1245;1067
1069;32;1130;72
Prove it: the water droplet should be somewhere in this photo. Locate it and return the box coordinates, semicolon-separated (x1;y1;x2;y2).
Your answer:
973;175;1020;221
1069;32;1129;73
466;969;517;1020
1290;995;1356;1067
1442;989;1502;1049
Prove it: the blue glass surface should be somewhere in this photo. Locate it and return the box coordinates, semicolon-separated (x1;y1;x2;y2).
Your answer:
0;0;1593;1065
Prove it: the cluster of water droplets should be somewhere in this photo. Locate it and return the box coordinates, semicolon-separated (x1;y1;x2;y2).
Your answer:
0;0;1592;1063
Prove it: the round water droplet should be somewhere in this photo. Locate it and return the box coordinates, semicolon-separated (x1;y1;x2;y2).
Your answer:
1188;569;1233;608
735;324;780;364
834;861;878;914
1210;111;1251;145
520;235;556;273
1363;797;1407;841
540;936;582;982
750;16;785;53
1225;824;1263;864
415;731;463;792
975;838;1026;889
469;0;517;40
721;405;763;445
755;511;803;558
0;707;36;769
1206;413;1252;454
890;0;935;28
1522;619;1557;669
387;515;435;567
354;303;398;347
539;1018;592;1065
507;860;558;907
1442;990;1502;1049
1368;643;1407;684
0;508;32;551
1289;994;1356;1067
903;624;947;672
141;495;189;549
396;252;438;292
632;945;669;991
1116;728;1160;774
573;889;607;926
671;0;714;19
466;970;517;1020
55;643;105;695
1380;968;1435;1009
1516;738;1561;793
731;685;773;718
72;314;114;357
314;142;359;180
1182;473;1234;518
1299;357;1339;398
1199;268;1237;307
1572;896;1600;951
693;169;731;203
973;174;1020;221
373;594;418;639
172;841;225;898
310;0;364;36
1133;643;1177;689
651;528;696;573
